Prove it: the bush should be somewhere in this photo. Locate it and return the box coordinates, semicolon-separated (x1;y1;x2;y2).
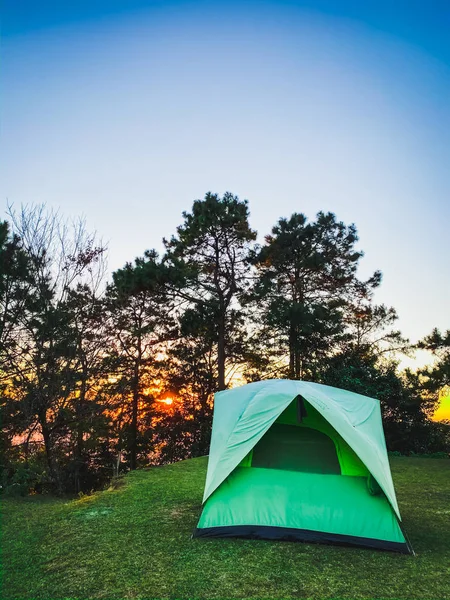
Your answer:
0;456;51;496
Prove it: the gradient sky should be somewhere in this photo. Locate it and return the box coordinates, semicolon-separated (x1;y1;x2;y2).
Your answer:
2;1;449;365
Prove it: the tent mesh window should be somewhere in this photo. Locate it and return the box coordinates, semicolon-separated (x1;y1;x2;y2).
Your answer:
251;423;341;474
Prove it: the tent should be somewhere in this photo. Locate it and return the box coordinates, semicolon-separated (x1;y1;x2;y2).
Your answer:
194;379;413;553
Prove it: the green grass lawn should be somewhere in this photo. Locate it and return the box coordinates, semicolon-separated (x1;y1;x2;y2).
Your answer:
2;456;450;600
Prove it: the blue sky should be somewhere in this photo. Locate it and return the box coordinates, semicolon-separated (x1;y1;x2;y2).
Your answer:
2;1;449;360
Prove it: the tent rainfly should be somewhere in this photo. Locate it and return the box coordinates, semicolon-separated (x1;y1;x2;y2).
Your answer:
194;379;413;554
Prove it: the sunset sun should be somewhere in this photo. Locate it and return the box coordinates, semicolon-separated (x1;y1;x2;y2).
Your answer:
158;397;174;406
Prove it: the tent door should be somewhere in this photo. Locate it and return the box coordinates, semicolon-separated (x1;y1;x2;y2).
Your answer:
251;423;341;474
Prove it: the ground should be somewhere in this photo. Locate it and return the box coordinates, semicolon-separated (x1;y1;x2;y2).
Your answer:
2;456;450;600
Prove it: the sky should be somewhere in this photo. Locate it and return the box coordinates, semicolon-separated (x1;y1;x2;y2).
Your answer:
2;0;449;367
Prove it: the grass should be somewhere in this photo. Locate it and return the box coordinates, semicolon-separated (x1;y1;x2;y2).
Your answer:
2;456;450;600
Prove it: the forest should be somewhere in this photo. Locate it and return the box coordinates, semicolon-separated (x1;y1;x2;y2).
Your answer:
1;192;449;495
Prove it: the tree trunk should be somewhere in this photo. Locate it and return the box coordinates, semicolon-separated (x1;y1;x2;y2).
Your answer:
217;313;226;391
114;450;122;478
289;321;296;379
75;422;83;493
40;415;55;482
295;348;301;380
74;355;87;492
74;380;86;493
130;361;139;470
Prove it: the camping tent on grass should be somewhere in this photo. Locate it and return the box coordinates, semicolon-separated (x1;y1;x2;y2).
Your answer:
194;379;413;554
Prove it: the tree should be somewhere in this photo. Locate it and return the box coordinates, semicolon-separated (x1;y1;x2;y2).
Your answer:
163;192;256;390
1;205;106;490
0;221;34;477
418;329;450;391
161;305;218;459
338;274;410;360
250;212;367;379
64;282;109;492
0;220;32;361
105;250;175;470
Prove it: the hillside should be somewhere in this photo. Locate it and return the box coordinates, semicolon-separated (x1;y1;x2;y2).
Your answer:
2;456;450;600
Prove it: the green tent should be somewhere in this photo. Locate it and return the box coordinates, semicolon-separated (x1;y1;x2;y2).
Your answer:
194;379;413;553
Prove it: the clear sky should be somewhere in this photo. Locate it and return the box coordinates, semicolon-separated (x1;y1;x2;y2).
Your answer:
2;0;449;360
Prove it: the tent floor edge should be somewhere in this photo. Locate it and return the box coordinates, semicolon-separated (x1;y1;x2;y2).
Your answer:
193;525;412;554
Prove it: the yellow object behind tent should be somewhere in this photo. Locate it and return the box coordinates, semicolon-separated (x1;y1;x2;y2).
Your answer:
432;389;450;422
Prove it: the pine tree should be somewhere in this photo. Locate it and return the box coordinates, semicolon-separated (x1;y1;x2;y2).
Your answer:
105;250;175;470
250;212;364;379
163;192;256;390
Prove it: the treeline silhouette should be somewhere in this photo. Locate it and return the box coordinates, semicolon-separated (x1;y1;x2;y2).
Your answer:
1;194;449;494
